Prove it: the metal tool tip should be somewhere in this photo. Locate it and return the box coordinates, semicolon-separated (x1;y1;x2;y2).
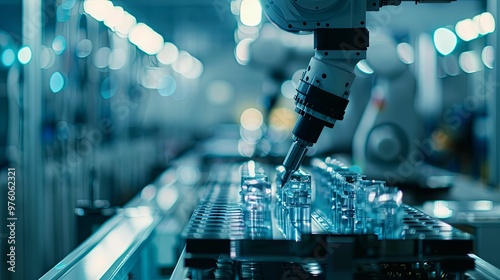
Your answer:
281;170;293;187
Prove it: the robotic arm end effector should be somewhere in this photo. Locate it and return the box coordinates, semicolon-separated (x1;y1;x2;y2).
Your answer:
264;0;455;187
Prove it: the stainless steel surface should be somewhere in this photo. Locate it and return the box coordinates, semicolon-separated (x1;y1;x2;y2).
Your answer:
469;254;500;280
175;250;500;280
41;154;203;279
171;247;188;280
40;207;160;280
20;0;44;278
488;0;500;188
419;200;500;268
182;160;477;279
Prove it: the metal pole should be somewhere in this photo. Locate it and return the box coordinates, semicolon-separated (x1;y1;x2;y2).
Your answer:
487;0;500;189
21;0;44;278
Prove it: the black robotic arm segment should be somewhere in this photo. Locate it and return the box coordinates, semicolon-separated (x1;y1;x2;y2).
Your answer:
260;0;455;187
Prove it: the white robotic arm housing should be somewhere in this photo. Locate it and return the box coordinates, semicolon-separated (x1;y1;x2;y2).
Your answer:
261;0;454;185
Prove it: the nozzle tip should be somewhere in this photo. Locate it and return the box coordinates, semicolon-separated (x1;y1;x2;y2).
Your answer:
281;170;293;188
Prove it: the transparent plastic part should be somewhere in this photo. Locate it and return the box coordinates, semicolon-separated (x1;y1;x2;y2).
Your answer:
311;158;405;239
276;167;311;241
241;162;272;239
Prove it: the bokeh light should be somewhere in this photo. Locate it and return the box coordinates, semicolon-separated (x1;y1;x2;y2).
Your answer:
1;49;15;67
434;28;457;55
18;46;32;64
49;72;65;93
240;108;263;131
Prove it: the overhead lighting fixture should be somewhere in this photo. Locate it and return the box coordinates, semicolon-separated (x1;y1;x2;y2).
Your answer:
396;42;415;64
356;59;374;74
103;6;125;29
459;51;482;74
93;47;111;68
82;0;203;79
292;69;305;88
455;19;479;42
76;39;93;58
235;38;253;65
49;72;65;93
18;46;32;64
481;46;494;69
157;75;177;97
52;35;66;55
478;12;495;35
172;51;194;74
433;28;457;56
156;42;179;65
128;23;164;55
101;77;117;99
1;49;16;67
240;108;263;131
108;48;127;70
182;57;204;79
40;46;56;69
441;55;461;77
280;80;295;99
231;0;241;15
114;11;137;37
235;25;260;41
83;0;114;22
240;0;262;27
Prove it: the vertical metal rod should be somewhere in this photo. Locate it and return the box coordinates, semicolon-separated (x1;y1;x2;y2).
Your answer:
488;0;500;188
21;0;43;278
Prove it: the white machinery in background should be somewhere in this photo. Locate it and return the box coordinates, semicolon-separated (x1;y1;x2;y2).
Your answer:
260;0;455;186
353;32;425;186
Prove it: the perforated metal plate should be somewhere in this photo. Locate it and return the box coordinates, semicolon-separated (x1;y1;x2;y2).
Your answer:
182;163;475;279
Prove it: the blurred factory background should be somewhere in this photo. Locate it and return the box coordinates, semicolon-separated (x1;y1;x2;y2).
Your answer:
0;0;500;279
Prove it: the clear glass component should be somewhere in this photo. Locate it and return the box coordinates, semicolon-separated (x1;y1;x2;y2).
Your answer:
241;161;269;200
312;159;404;238
354;180;386;234
328;171;363;234
370;187;405;239
276;167;311;241
339;183;356;234
241;161;272;239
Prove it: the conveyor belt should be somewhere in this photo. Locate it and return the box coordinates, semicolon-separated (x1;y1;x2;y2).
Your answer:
182;161;476;279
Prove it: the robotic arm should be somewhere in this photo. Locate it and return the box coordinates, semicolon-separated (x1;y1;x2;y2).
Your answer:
260;0;454;186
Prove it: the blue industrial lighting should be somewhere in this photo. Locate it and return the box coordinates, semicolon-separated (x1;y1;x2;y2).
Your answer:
456;19;479;42
1;49;16;67
157;75;177;96
57;6;71;22
240;0;262;27
396;43;415;64
49;72;65;93
61;0;76;10
482;46;495;69
459;51;482;74
356;59;374;74
100;77;117;99
433;28;457;56
18;46;32;64
52;35;67;55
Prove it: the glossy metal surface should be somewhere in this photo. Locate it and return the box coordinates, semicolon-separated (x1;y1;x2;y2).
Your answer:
281;138;310;187
41;155;203;279
469;254;500;280
40;207;160;280
183;160;475;279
